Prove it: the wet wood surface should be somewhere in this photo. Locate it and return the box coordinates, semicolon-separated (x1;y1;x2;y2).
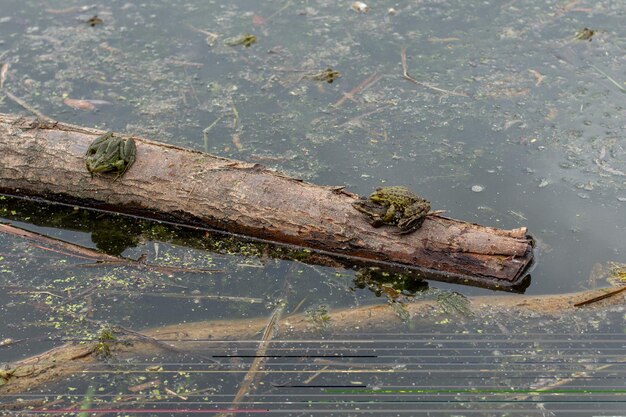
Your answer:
1;286;622;396
0;113;534;289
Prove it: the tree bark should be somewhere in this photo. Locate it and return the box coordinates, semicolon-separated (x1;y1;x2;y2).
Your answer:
0;113;534;290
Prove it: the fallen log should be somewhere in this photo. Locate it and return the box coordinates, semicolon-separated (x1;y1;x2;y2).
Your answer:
0;286;623;396
0;113;534;290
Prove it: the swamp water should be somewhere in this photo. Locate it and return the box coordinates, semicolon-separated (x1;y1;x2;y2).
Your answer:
1;0;625;415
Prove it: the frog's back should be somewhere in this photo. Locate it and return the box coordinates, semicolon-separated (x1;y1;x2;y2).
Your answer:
372;186;419;207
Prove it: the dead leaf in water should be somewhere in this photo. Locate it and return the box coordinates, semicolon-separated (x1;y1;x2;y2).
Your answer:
63;98;112;111
64;98;95;110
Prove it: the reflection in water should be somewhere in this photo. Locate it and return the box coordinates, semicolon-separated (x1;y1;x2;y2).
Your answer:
1;194;530;292
0;0;624;412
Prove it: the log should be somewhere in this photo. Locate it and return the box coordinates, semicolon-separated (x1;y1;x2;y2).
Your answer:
0;113;534;290
0;286;623;396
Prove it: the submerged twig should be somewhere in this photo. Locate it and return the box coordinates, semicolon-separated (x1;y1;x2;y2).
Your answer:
266;0;293;21
333;72;382;107
509;357;626;403
74;312;221;365
4;92;51;120
58;283;101;307
186;24;219;46
0;223;222;275
231;99;239;130
202;116;223;152
400;48;468;97
0;223;119;261
219;287;289;417
100;290;264;303
45;5;95;14
588;63;626;94
28;243;96;260
337;105;390;128
165;59;204;68
8;290;64;299
574;286;626;307
79;259;223;275
554;47;626;94
183;66;201;105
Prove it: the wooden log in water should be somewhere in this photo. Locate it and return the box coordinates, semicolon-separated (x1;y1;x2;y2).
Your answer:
0;286;622;396
0;113;534;290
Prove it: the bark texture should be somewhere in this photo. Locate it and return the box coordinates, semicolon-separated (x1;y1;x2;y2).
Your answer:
0;114;534;289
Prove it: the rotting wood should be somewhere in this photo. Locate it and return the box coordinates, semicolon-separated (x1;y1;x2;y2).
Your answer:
0;286;622;396
0;113;534;290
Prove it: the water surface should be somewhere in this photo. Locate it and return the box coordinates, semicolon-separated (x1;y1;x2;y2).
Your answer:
1;0;625;414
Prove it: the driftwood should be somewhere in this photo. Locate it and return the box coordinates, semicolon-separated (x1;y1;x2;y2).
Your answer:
0;286;623;396
0;113;534;290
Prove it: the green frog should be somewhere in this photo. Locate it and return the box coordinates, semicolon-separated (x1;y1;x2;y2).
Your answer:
85;132;136;178
352;197;400;228
575;27;595;41
353;186;431;234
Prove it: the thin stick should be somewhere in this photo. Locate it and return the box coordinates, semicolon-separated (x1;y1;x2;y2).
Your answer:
267;0;292;21
79;259;223;274
8;290;64;299
100;290;264;303
58;283;101;307
219;286;288;417
183;66;201;105
508;357;626;403
4;92;51;120
28;243;96;260
45;5;94;14
588;63;626;94
165;59;204;68
67;311;222;365
273;68;311;73
0;223;222;275
231;99;239;130
400;48;468;97
574;286;626;307
555;47;625;94
337;105;390;127
288;296;308;316
333;72;382;107
203;116;223;152
185;24;219;45
1;223;119;262
303;365;329;384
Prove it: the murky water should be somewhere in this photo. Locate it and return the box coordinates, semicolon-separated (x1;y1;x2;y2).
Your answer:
1;0;625;415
